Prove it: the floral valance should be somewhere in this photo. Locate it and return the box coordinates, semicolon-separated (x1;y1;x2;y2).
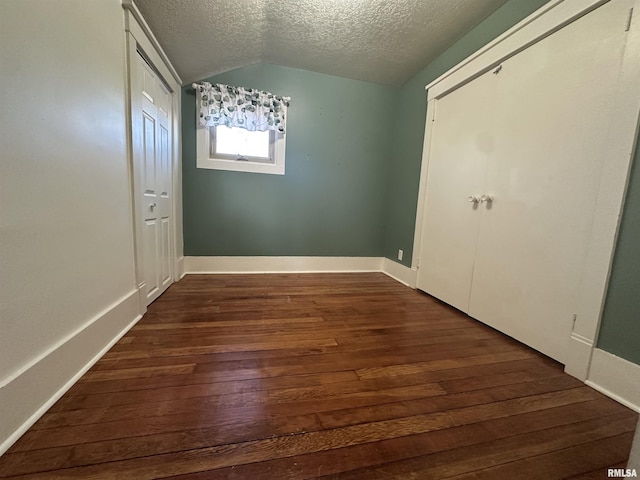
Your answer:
193;82;290;133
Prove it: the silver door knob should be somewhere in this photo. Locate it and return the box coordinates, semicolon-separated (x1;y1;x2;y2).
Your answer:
150;203;157;211
468;195;480;204
480;195;494;203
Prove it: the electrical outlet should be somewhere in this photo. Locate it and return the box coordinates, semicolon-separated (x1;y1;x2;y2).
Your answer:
398;249;403;261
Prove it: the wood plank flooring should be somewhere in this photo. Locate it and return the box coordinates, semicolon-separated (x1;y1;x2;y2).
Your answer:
0;273;636;479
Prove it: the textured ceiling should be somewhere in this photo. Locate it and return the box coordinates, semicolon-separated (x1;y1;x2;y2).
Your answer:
135;0;510;86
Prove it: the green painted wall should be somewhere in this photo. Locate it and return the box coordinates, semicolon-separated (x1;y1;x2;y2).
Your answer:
383;0;550;266
182;63;397;256
180;0;639;364
597;141;640;365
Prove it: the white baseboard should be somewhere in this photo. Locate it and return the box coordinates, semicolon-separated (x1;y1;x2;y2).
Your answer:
184;256;384;274
382;258;417;288
0;290;142;456
184;257;420;284
586;348;640;413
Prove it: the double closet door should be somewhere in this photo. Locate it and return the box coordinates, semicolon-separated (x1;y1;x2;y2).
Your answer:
417;0;632;363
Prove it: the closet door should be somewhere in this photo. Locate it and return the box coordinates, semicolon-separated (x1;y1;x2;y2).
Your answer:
468;0;632;363
132;50;175;306
416;69;496;312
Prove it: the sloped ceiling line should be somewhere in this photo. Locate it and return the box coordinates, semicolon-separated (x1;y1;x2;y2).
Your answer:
135;0;510;87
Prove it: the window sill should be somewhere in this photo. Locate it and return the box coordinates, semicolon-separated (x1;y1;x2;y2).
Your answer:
197;156;285;175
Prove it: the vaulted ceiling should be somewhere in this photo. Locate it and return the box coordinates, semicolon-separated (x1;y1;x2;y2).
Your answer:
135;0;510;87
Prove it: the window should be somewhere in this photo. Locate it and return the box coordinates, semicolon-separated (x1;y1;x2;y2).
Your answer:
197;125;286;174
194;82;289;175
210;126;274;163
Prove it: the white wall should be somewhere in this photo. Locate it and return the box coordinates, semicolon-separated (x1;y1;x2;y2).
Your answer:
0;0;141;452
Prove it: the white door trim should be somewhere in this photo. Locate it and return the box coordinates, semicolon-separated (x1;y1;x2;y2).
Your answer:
412;0;640;379
122;0;181;87
424;0;609;100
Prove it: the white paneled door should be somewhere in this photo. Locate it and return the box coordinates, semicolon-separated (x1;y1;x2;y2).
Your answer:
417;0;633;363
468;0;632;363
132;51;174;305
416;68;496;312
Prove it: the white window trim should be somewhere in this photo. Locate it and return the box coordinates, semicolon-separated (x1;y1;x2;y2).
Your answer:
196;123;286;175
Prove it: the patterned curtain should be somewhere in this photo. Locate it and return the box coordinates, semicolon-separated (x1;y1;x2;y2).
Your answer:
194;82;290;133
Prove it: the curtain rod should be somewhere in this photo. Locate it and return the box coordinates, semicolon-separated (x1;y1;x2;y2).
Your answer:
192;83;291;101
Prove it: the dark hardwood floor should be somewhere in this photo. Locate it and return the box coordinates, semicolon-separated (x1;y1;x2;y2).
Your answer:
0;273;636;479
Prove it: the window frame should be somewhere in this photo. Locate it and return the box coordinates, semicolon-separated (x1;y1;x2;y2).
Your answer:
196;123;286;175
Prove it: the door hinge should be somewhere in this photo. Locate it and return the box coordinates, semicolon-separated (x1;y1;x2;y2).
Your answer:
571;313;577;330
626;7;634;32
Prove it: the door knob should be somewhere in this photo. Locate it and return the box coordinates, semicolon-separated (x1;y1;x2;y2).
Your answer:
480;195;494;203
468;196;480;204
150;203;157;211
